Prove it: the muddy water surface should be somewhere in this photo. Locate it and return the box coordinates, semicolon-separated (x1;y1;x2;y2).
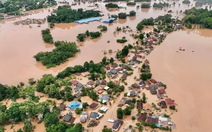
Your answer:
147;29;212;132
0;1;197;85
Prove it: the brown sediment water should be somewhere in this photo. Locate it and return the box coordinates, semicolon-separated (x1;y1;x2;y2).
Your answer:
147;29;212;132
1;1;212;132
0;1;197;85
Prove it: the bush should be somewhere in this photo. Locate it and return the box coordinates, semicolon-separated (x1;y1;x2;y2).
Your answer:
129;10;136;16
47;6;100;23
117;37;127;43
34;41;78;68
127;2;136;6
41;29;53;44
132;116;136;120
134;0;150;2
153;2;169;8
75;108;83;114
141;3;151;8
105;3;119;8
182;0;190;4
117;108;123;119
118;13;127;19
140;72;152;80
98;25;108;32
169;106;176;110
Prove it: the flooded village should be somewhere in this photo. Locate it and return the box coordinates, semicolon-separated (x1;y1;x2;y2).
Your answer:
1;0;212;132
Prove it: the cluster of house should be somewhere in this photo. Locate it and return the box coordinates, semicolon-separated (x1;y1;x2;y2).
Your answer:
58;99;124;131
59;101;107;125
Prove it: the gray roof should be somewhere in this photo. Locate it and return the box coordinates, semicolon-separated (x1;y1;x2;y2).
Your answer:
157;94;163;99
156;82;163;87
150;88;157;94
110;69;117;74
102;94;110;100
96;80;100;85
129;61;134;65
125;99;132;105
112;120;123;130
63;114;72;122
130;91;137;96
74;83;84;91
150;84;157;89
90;112;99;119
75;92;81;98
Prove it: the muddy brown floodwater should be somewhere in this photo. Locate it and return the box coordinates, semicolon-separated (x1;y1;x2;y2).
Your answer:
147;29;212;132
0;0;196;85
1;1;212;132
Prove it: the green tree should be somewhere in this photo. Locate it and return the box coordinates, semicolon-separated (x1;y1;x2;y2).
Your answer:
123;106;131;115
28;78;36;85
102;57;107;65
36;74;55;92
102;128;112;132
109;57;114;64
118;13;127;19
66;92;74;101
142;93;146;103
44;113;59;127
75;108;83;114
82;102;89;109
23;120;34;132
129;10;136;16
117;108;123;119
88;90;98;100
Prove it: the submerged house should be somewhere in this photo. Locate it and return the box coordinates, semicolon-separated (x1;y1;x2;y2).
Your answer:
137;101;143;109
147;116;160;127
63;114;72;122
127;91;137;97
112;120;123;131
90;112;103;120
98;94;110;103
150;88;157;94
137;113;147;122
158;101;167;108
80;112;88;123
90;102;99;110
68;101;82;110
74;83;84;91
165;98;175;106
103;17;116;23
59;104;66;111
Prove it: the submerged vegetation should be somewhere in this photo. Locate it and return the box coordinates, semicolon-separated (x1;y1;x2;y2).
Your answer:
183;8;212;29
105;3;119;8
47;6;101;23
34;41;78;68
41;29;53;44
141;3;151;8
153;2;169;8
0;0;57;15
77;30;102;41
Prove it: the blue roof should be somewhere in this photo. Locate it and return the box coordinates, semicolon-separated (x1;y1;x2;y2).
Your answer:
68;101;81;109
103;17;116;23
75;17;102;24
139;81;145;85
156;124;161;128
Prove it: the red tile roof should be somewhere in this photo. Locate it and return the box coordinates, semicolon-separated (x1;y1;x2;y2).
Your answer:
149;79;157;84
165;98;175;106
158;89;166;94
71;80;79;86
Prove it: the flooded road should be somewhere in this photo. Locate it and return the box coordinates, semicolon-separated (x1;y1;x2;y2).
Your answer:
147;29;212;132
